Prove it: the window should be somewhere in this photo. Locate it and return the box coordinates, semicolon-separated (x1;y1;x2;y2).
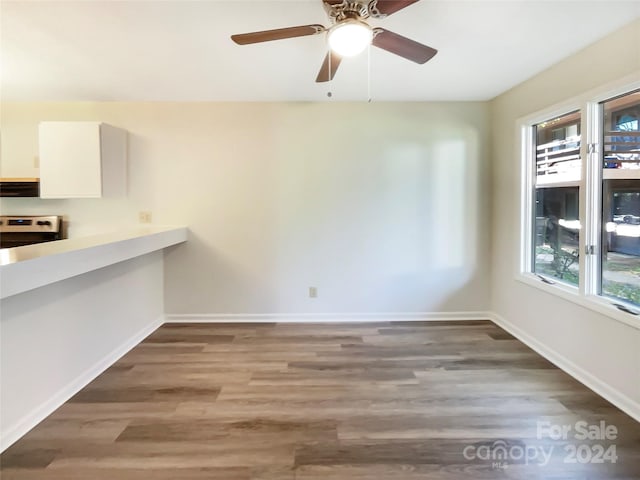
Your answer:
600;90;640;306
532;111;581;286
520;84;640;323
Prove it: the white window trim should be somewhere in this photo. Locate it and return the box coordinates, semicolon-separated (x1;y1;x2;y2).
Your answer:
516;72;640;331
584;100;602;298
518;100;582;285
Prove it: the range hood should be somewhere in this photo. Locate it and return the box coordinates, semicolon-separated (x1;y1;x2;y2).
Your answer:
0;178;40;197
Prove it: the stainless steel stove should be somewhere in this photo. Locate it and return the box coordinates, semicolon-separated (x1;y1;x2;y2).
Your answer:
0;215;64;248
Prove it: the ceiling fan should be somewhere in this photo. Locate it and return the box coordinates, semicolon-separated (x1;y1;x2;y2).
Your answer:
231;0;437;83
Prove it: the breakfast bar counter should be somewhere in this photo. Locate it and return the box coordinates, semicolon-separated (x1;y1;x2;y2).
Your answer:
0;225;188;299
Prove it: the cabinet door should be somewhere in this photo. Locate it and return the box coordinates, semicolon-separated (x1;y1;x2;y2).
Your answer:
39;122;102;198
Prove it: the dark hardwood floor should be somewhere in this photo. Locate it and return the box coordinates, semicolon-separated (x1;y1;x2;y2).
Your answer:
2;321;639;479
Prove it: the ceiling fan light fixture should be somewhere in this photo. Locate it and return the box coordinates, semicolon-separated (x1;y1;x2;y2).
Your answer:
328;20;372;57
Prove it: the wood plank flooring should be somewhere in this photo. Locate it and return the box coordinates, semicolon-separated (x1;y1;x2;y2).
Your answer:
2;321;639;479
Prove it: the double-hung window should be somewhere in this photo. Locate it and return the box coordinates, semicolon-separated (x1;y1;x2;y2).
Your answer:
532;110;581;286
599;90;640;307
521;82;640;324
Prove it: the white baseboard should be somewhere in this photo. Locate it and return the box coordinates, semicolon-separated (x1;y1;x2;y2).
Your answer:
0;316;164;452
489;312;640;423
164;311;493;323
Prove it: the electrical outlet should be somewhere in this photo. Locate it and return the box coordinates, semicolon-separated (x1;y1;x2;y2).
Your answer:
138;211;152;224
309;287;318;298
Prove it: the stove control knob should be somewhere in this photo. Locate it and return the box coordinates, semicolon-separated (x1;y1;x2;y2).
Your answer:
37;220;51;226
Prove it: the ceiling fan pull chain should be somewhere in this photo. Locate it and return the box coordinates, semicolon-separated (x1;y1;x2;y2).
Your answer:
367;42;372;102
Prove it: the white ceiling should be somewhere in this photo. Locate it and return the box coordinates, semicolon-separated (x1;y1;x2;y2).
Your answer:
2;0;638;102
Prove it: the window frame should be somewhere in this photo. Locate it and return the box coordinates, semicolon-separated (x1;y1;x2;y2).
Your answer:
528;109;583;287
519;101;583;290
517;73;640;330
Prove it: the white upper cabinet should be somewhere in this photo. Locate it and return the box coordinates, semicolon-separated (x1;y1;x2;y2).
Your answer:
39;122;127;198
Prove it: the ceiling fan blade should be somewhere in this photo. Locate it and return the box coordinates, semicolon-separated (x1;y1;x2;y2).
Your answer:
368;0;421;17
231;24;325;45
316;51;342;82
372;28;437;64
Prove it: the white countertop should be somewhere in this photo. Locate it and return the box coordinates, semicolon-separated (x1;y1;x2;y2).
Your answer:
0;225;188;299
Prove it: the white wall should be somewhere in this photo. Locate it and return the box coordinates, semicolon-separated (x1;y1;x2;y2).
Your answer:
1;102;491;316
0;251;164;449
490;20;640;415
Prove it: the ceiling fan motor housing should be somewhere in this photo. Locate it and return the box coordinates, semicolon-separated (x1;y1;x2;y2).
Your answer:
324;1;373;23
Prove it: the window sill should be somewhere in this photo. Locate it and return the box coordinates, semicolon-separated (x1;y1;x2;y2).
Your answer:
515;273;640;331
